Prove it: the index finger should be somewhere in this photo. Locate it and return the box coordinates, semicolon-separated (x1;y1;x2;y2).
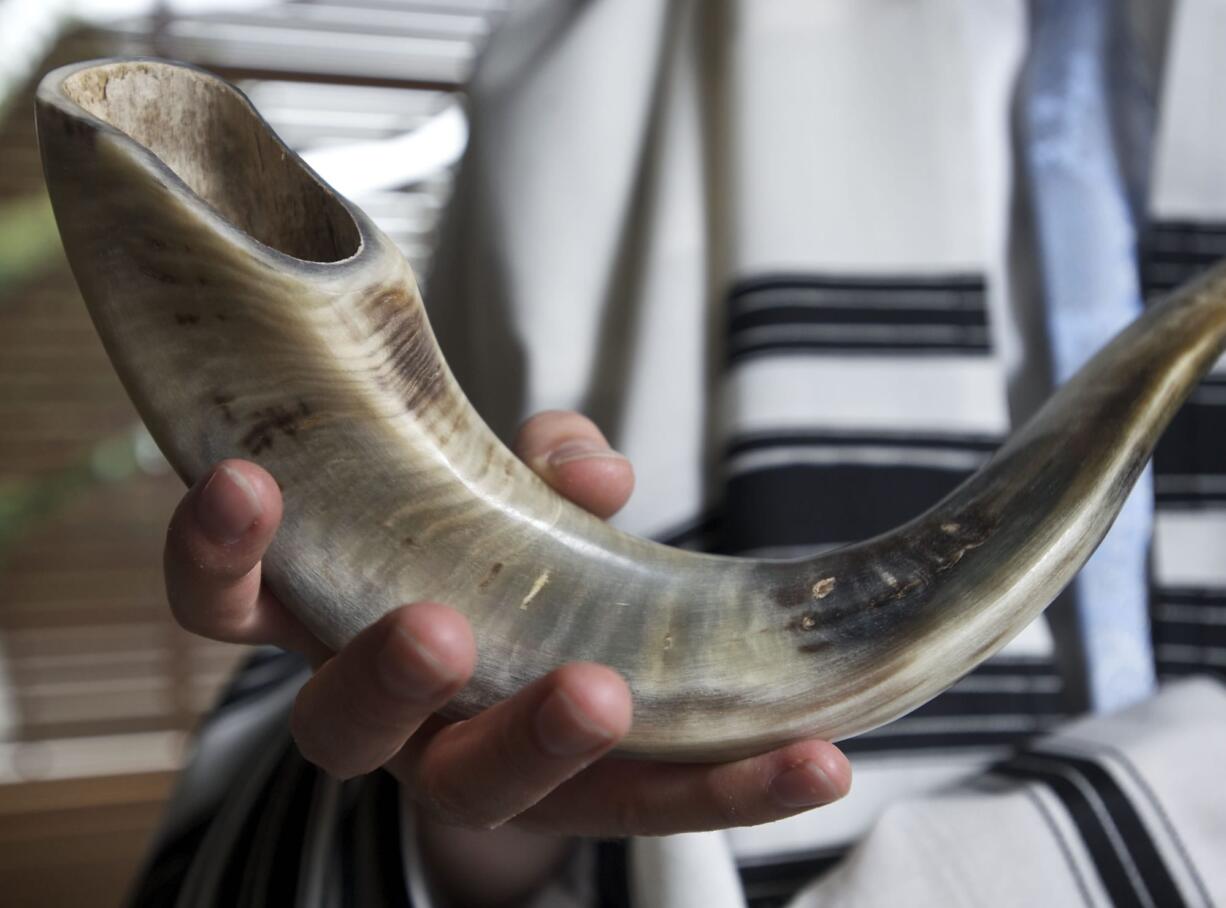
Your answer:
512;410;634;518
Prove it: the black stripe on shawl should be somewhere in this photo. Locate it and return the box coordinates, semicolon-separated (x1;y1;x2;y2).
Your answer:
1056;736;1216;908
595;838;632;908
738;847;849;908
1039;752;1187;908
721;462;978;551
729;272;987;303
210;743;296;905
127;652;308;907
210;648;310;715
190;738;290;905
1154;647;1226;676
971;659;1065;677
993;752;1187;908
726;429;1000;457
842;723;1057;757
338;771;412;908
1153;492;1226;508
126;816;214;908
731;303;988;330
241;749;322;908
1140;220;1226;297
993;759;1144;907
1142;219;1226;508
1152;614;1226;649
728;338;992;362
839;659;1067;755
338;782;360;908
1152;398;1226;497
1158;662;1226;681
899;686;1065;719
215;741;317;907
726;273;991;360
373;772;413;907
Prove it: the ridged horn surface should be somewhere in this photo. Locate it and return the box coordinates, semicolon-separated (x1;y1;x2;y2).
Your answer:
35;58;1226;760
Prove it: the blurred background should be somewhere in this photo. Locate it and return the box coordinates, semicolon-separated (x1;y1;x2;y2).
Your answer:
0;2;499;904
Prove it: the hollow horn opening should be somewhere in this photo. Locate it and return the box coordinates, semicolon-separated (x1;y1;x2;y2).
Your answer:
60;60;361;263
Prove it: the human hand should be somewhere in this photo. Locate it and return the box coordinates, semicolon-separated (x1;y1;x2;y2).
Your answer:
163;409;851;839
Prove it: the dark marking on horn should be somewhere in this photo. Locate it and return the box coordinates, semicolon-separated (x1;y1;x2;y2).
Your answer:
478;562;504;592
136;262;177;284
777;503;1000;657
211;392;237;426
437;405;469;447
240;399;313;455
480;443;497;475
770;583;810;610
359;286;447;413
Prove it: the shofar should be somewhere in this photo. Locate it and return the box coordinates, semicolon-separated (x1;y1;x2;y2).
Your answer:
34;57;1226;761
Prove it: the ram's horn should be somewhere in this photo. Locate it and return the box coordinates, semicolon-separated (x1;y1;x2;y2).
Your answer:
34;57;1226;761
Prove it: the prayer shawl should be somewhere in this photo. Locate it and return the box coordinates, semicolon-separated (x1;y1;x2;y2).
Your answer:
129;2;1226;906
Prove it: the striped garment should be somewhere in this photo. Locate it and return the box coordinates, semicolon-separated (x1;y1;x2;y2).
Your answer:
129;2;1225;906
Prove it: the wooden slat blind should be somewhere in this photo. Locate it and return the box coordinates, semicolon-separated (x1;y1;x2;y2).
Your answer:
1;1;492;787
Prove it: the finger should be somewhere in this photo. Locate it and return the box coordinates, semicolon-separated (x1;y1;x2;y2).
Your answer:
512;410;634;518
401;662;633;829
291;602;474;779
515;739;851;836
164;460;318;656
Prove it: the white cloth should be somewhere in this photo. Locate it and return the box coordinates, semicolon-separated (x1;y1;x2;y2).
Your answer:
789;679;1225;907
424;1;1226;906
616;680;1225;908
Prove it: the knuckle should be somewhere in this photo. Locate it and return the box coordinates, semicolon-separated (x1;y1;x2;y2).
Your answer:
410;726;512;830
166;580;257;643
343;676;418;736
612;789;650;836
416;770;495;829
493;714;539;779
702;773;743;828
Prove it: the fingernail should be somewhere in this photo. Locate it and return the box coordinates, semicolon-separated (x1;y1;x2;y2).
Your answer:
535;688;614;757
377;626;455;702
195;464;260;544
770;761;843;808
546;440;627;469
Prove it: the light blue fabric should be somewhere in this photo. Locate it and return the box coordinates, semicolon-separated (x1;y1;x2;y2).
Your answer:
1021;0;1156;710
